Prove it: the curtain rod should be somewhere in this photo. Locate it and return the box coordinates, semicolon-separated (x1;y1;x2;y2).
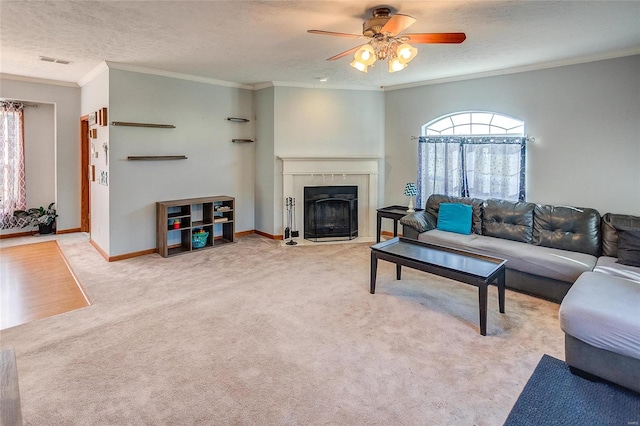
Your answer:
411;135;535;142
1;99;39;108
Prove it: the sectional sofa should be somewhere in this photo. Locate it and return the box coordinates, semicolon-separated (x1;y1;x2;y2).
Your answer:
400;194;602;302
400;194;640;393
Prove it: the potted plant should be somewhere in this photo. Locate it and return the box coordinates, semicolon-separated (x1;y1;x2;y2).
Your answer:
14;202;58;234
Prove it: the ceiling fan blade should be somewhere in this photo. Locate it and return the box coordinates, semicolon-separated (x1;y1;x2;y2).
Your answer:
380;14;416;36
326;45;362;61
404;33;467;44
307;30;364;39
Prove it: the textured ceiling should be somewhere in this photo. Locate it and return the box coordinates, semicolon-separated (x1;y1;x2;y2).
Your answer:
1;1;639;89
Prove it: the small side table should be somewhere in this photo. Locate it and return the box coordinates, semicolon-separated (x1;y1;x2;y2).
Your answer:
376;205;423;243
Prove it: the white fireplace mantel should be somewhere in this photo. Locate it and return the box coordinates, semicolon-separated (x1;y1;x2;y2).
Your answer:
279;156;381;238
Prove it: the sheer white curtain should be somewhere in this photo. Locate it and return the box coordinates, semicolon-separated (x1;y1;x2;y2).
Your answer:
416;137;463;208
417;136;526;207
463;138;525;200
1;101;28;229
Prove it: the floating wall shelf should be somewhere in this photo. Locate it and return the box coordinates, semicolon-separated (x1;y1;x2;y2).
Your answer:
232;139;254;143
127;156;187;161
226;117;250;123
112;121;176;128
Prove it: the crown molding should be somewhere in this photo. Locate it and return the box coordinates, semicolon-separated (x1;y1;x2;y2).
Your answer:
385;48;640;91
104;62;254;90
0;73;79;88
78;62;109;87
267;81;382;92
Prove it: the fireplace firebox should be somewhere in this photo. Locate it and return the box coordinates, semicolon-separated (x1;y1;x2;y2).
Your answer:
304;186;358;241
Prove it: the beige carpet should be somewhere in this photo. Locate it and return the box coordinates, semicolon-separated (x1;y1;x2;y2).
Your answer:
0;234;564;425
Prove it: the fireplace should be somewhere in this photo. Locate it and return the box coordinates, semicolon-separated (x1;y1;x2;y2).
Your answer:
280;156;380;239
304;186;358;241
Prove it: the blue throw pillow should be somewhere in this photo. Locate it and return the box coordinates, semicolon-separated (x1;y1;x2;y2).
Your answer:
437;203;473;235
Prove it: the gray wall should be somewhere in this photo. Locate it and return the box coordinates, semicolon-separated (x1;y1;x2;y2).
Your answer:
0;78;81;232
385;55;640;215
253;85;385;236
107;69;255;256
80;67;110;252
23;103;55;216
254;87;276;234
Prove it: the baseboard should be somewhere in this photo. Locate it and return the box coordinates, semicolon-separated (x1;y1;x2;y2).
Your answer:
90;240;158;262
235;230;255;238
381;231;403;238
1;227;82;239
255;230;284;240
89;239;109;261
0;230;33;239
109;248;157;262
56;227;82;234
89;230;275;262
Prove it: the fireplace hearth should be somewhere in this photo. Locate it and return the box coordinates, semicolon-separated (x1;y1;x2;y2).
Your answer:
304;186;358;241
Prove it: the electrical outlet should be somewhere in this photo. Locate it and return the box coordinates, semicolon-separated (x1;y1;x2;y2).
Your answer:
97;225;101;235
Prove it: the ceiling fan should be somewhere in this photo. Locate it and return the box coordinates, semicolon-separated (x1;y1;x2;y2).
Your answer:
308;7;466;73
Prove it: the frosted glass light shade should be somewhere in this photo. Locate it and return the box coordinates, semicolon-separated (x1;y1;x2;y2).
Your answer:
355;45;376;66
396;43;417;64
388;58;407;73
350;59;368;73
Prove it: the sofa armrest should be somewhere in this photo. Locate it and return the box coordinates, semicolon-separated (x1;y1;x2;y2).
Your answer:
400;211;437;234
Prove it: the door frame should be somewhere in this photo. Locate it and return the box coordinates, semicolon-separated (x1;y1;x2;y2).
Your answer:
80;116;90;233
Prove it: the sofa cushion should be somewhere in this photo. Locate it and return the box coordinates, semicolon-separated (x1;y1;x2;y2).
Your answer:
417;229;596;283
400;211;437;233
533;204;601;256
482;199;535;243
426;194;484;234
559;271;640;361
594;256;640;282
616;227;640;267
436;203;472;234
601;213;640;257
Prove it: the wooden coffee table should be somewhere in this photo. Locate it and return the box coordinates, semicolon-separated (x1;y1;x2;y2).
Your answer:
370;237;507;336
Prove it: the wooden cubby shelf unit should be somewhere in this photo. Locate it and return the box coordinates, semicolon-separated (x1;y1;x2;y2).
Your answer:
156;195;235;257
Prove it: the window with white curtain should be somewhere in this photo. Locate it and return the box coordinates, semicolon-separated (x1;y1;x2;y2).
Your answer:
1;100;28;229
416;112;527;208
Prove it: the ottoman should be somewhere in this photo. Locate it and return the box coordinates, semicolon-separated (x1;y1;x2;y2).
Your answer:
559;271;640;393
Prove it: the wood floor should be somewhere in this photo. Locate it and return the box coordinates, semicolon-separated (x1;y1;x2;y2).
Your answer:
0;241;91;330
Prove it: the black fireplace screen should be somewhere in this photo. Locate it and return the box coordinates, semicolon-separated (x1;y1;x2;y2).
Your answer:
304;186;358;241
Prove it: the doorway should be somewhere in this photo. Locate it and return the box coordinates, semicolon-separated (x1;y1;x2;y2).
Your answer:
80;117;90;233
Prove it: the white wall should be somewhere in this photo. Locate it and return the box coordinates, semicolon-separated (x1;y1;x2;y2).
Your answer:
0;77;81;232
80;67;110;252
385;55;640;215
107;69;255;256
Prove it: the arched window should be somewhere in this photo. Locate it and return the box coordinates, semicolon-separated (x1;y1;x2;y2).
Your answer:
416;111;527;207
423;111;524;136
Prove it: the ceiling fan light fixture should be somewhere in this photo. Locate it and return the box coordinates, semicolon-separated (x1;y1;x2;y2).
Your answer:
388;57;407;73
309;7;465;75
354;44;376;66
350;59;368;73
396;43;417;64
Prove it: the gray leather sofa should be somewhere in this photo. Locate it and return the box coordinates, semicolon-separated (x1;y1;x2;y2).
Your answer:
559;213;640;393
402;197;640;392
400;194;601;302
